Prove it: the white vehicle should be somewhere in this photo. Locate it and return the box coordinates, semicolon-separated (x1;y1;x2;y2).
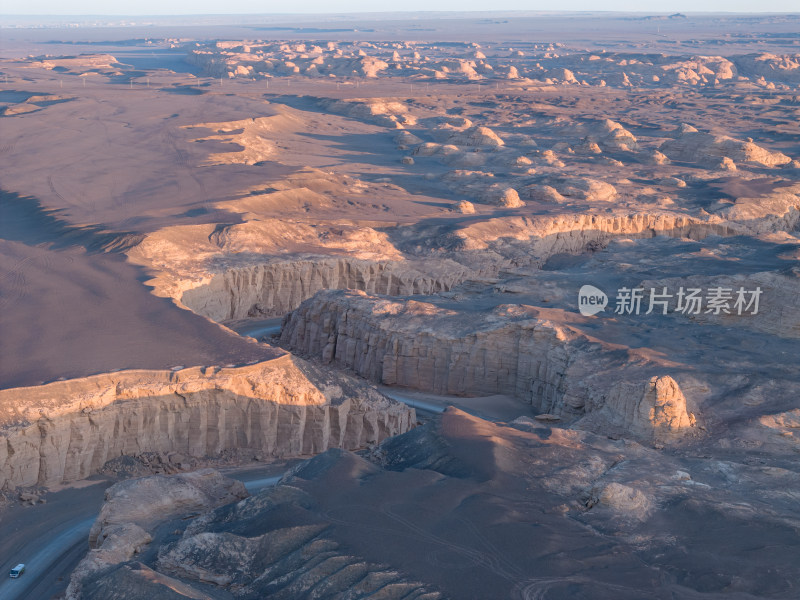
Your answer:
9;564;25;578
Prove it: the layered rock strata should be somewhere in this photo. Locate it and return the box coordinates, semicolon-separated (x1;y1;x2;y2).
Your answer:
0;356;414;488
280;290;697;441
180;257;470;322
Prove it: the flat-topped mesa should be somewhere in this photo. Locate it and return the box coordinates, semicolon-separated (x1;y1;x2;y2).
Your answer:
25;53;123;74
732;53;800;85
181;117;285;165
128;215;472;323
0;356;415;488
130;203;799;330
280;290;699;442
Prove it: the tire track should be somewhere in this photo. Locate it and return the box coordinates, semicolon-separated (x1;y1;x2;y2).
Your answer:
47;173;67;204
0;255;34;310
0;248;73;311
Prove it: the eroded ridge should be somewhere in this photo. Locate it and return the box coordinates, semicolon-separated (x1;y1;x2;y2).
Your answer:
0;356;414;488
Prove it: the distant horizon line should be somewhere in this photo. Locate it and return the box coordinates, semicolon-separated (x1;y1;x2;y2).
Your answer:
3;10;800;17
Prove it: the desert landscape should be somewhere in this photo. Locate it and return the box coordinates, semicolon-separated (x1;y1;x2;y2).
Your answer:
0;9;799;599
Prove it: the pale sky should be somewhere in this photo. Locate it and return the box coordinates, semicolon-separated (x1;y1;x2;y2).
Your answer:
2;1;799;15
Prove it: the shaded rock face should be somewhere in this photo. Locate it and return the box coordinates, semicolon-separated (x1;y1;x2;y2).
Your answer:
71;467;441;600
0;357;415;488
280;291;698;442
281;291;581;403
67;469;250;600
154;484;441;599
70;409;800;599
181;257;470;322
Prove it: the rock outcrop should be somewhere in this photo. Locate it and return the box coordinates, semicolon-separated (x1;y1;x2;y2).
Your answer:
281;290;698;441
446;125;504;147
69;467;441;600
321;98;415;127
67;469;248;600
437;212;739;260
530;176;618;202
69;408;800;599
180;257;471;322
660;129;792;167
0;356;415;488
582;375;697;442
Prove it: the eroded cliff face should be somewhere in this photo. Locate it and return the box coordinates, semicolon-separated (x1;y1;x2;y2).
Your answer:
0;356;415;489
127;182;800;327
280;290;698;442
421;209;800;261
282;291;572;402
180;257;470;322
175;208;798;325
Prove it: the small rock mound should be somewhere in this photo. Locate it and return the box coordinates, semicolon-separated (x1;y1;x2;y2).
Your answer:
453;200;476;214
523;184;567;203
483;186;524;207
593;482;652;520
660;128;791;167
447;125;505;147
648;149;671;165
589;119;639;152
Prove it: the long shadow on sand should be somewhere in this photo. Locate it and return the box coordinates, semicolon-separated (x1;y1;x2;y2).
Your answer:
0;190;143;253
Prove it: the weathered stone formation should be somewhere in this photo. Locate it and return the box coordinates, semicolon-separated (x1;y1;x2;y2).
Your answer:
0;355;415;488
584;375;697;442
659;128;792;168
67;469;250;600
282;291;580;402
180;257;470;322
280;290;699;441
67;466;441;600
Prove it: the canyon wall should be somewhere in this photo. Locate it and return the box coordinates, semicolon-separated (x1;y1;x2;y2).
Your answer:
280;290;698;441
180;257;470;322
139;205;800;326
281;291;603;409
0;356;414;489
